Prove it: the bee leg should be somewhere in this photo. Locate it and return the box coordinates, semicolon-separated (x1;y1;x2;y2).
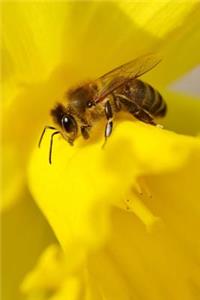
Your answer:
133;110;164;128
132;109;157;126
112;93;121;112
81;125;91;140
103;101;113;147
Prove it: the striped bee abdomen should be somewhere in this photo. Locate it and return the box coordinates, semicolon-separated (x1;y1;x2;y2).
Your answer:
118;79;167;118
144;82;167;117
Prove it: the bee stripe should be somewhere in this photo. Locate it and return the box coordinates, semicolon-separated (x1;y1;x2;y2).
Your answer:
154;100;167;117
143;84;155;110
150;91;162;115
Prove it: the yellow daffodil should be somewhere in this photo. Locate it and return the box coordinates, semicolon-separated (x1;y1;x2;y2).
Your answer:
2;1;200;300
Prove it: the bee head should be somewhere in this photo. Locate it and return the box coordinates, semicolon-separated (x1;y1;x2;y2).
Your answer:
51;104;78;144
67;85;96;114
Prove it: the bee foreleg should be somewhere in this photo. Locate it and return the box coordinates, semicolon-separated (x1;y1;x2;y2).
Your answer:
81;125;91;140
103;100;113;147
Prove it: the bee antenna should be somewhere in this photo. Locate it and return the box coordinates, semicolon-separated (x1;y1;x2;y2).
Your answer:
38;126;56;148
49;131;60;164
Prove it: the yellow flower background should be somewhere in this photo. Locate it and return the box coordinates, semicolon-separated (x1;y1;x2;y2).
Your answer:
2;1;200;300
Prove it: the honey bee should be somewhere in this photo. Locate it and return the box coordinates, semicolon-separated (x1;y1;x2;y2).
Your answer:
39;53;167;164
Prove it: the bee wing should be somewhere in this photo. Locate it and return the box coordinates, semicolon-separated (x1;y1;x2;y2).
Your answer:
94;53;162;103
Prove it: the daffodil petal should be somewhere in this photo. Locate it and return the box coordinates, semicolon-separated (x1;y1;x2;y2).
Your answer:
28;120;200;257
3;1;199;103
2;2;68;85
153;8;200;88
3;0;200;211
2;193;55;300
21;245;67;298
22;242;134;300
162;91;200;136
24;131;200;299
118;1;196;39
3;0;199;109
1;144;24;211
118;1;200;87
21;244;101;300
3;1;200;299
63;1;200;87
89;205;200;300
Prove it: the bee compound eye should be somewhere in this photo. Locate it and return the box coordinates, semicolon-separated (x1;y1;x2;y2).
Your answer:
61;115;77;134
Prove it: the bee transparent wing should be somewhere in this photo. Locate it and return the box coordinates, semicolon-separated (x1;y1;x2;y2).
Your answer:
94;53;162;103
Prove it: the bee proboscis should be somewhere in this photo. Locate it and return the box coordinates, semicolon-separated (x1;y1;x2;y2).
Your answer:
39;53;167;164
